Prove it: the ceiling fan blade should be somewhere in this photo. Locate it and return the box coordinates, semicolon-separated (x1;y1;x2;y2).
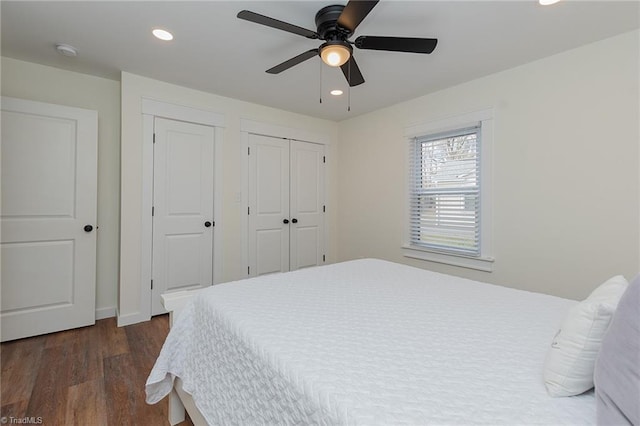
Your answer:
337;0;379;33
237;10;318;39
340;56;365;87
355;36;438;54
266;49;319;74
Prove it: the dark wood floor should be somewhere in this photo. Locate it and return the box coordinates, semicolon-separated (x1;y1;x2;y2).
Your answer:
1;315;193;425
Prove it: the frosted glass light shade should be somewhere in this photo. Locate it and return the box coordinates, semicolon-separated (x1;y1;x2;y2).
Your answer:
320;43;351;67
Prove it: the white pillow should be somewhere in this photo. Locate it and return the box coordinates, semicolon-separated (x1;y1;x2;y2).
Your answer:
543;275;629;397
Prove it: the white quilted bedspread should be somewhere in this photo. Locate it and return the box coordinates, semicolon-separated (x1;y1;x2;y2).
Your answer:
146;259;595;425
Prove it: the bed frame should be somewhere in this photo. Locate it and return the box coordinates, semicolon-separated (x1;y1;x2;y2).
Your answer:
161;290;208;426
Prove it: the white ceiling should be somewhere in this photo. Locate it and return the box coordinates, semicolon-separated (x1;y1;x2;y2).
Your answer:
2;1;638;121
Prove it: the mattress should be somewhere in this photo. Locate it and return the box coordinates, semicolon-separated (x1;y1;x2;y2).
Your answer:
146;259;595;425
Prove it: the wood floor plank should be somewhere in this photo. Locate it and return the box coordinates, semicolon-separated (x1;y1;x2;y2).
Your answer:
99;317;130;358
103;353;169;426
125;315;169;381
26;344;72;422
68;325;104;385
103;353;136;425
1;315;192;425
0;336;45;405
44;326;79;349
0;399;28;422
123;315;175;425
66;379;107;425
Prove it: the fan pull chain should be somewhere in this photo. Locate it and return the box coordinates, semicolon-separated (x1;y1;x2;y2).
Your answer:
319;60;323;104
347;60;351;112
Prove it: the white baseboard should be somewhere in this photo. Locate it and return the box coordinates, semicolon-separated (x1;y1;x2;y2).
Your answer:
96;306;116;320
117;310;150;327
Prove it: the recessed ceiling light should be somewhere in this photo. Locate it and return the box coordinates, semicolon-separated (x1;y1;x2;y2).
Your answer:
55;43;77;57
539;0;561;5
330;89;343;96
152;28;174;41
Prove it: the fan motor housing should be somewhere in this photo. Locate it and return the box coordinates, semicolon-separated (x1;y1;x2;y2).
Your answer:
315;5;350;40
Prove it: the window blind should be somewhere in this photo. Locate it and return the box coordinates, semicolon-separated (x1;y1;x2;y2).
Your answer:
408;125;481;256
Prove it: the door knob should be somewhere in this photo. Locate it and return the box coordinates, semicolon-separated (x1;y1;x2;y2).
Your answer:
204;221;212;227
84;225;93;232
291;218;298;224
283;219;289;224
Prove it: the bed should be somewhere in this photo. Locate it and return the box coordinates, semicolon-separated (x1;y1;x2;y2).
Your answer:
146;258;601;425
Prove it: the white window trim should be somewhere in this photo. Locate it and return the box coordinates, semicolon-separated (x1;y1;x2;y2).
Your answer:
403;108;494;272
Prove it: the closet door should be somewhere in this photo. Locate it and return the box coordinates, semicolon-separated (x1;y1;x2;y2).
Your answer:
152;118;215;315
248;134;325;276
290;141;325;270
248;134;290;275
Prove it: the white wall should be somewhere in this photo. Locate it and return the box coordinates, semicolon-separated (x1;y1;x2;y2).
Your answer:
336;30;640;300
3;28;637;325
1;57;121;318
119;72;339;323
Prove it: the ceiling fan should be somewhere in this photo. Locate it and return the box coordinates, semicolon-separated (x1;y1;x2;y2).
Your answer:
237;0;438;87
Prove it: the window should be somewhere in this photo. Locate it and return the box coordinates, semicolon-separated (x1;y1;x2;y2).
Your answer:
409;126;480;255
404;109;493;271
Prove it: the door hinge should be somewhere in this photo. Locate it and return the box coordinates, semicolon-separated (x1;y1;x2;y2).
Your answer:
323;156;326;163
248;147;250;155
323;254;326;262
323;205;326;213
153;133;156;144
152;206;155;216
151;279;154;290
247;266;250;275
247;206;250;215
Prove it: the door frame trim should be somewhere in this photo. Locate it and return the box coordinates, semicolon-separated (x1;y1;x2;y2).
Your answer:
240;119;330;277
136;98;224;324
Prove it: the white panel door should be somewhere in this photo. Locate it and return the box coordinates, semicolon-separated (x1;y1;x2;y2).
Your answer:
152;118;215;315
248;134;290;276
248;135;325;276
1;97;97;342
290;141;325;270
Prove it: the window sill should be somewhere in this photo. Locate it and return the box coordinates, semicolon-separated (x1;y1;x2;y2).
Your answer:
402;246;494;272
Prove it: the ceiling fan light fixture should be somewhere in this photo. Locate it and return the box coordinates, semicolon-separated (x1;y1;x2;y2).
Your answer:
320;42;352;67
